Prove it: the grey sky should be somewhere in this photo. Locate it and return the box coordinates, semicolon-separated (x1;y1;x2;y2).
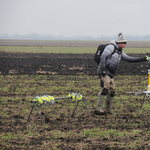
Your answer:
0;0;150;38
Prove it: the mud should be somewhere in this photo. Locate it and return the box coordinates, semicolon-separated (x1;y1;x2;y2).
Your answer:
0;52;149;75
1;52;150;149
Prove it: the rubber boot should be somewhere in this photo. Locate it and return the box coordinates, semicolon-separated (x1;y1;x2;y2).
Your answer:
105;96;114;114
94;95;105;115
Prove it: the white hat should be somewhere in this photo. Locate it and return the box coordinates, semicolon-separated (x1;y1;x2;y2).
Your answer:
116;33;127;44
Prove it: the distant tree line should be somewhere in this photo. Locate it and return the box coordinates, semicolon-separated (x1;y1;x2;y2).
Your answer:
0;33;150;41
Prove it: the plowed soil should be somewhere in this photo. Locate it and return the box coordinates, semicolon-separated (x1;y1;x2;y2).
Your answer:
0;52;149;75
1;51;150;150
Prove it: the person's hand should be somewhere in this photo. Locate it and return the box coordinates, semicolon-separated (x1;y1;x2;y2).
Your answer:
102;70;106;77
146;55;150;61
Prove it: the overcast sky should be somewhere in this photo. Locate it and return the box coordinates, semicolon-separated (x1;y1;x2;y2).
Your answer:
0;0;150;38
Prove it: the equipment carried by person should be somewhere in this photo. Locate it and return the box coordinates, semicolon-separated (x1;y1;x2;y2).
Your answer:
94;43;117;65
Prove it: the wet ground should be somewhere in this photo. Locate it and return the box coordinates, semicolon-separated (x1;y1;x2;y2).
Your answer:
1;52;150;149
1;74;150;150
0;52;149;75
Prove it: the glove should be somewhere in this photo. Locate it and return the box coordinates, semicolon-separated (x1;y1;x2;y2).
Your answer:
102;70;106;77
146;55;150;61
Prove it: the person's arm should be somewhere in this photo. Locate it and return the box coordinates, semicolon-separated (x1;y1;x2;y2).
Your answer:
121;51;147;62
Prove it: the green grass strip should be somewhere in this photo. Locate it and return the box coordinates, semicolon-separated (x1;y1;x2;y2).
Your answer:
0;46;149;54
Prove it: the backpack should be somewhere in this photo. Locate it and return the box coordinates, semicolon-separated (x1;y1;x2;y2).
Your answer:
94;43;117;65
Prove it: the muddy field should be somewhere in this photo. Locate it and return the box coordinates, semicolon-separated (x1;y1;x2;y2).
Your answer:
1;50;150;149
0;52;149;75
1;39;150;150
1;74;150;150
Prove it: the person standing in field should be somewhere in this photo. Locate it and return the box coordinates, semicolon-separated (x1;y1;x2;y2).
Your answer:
94;33;150;115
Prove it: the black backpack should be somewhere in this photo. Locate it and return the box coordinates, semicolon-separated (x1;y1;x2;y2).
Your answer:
94;43;117;65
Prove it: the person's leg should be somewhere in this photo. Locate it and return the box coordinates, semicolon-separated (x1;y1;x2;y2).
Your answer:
105;95;114;114
105;78;115;114
95;75;110;115
95;94;105;115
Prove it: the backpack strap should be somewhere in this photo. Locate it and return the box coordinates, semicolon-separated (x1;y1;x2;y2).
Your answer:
109;43;118;59
110;43;117;52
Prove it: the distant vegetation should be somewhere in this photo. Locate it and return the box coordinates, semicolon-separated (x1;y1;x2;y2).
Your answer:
1;33;150;40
